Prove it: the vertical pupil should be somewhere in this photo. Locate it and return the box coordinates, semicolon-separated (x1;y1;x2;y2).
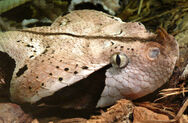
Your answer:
116;55;121;66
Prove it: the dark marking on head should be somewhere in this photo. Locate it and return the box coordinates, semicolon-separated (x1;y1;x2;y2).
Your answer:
56;66;59;69
120;46;124;49
114;46;117;49
75;64;78;67
51;50;55;54
16;65;28;77
48;58;50;60
29;86;32;90
30;38;33;41
26;44;34;48
131;48;134;51
52;56;54;58
41;60;44;62
49;73;52;76
58;77;63;81
29;55;34;58
41;83;44;86
74;71;78;74
64;68;69;71
42;49;48;54
111;42;114;45
36;76;38;78
60;60;62;62
34;50;37;52
16;40;21;42
82;66;88;69
109;16;119;21
46;46;50;48
127;48;130;50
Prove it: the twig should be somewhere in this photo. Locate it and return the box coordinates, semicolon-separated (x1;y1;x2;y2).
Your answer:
139;98;188;123
137;0;143;15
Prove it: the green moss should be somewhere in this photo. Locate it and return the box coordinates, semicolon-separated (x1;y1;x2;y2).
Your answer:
0;0;31;14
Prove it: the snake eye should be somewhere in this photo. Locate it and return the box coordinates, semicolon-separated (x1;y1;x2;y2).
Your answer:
147;47;160;60
110;53;129;68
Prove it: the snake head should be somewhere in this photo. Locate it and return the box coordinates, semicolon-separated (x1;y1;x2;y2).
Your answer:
97;28;179;107
0;10;179;108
